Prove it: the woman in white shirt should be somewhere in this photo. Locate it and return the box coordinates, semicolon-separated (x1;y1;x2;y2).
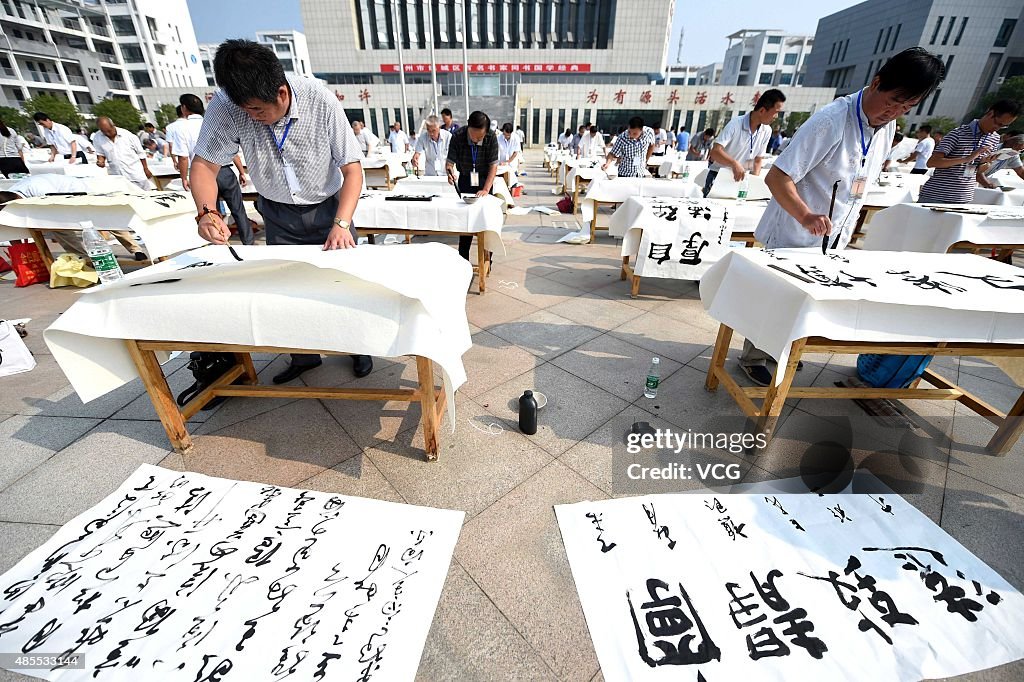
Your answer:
0;119;29;177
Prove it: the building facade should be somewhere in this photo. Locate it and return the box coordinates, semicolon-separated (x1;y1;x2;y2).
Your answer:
696;62;723;86
106;0;205;90
197;43;216;86
256;30;312;79
720;29;813;87
806;0;1024;127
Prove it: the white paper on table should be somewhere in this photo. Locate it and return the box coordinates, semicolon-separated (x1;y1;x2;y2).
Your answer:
862;204;1024;253
44;243;473;430
557;488;1024;682
708;170;772;200
579;177;704;223
610;197;735;280
0;464;464;682
354;192;506;255
700;248;1024;383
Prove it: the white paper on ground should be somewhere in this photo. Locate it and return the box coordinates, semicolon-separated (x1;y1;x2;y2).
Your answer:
700;248;1024;384
708;169;772;200
0;464;464;681
556;487;1024;682
43;243;473;431
534;206;559;215
507;206;532;215
609;197;735;280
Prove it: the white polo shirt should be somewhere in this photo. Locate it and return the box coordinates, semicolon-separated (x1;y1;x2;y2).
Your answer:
414;128;452;176
166;114;204;163
92;127;148;188
42;122;76;155
709;113;772;173
355;129;380;155
754;88;895;250
912;136;935;170
388;129;410;153
497;133;522;163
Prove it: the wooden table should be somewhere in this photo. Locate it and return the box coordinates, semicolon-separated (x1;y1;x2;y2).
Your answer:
127;339;448;460
356;227;492;293
704;326;1024;455
24;228;158;274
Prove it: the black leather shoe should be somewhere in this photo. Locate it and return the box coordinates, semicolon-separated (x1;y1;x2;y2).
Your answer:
272;359;322;384
351;354;373;378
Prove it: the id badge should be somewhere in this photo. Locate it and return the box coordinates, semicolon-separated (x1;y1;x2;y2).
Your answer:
283;162;301;194
744;159;755;172
470;170;480;186
851;174;867;199
962;163;976;179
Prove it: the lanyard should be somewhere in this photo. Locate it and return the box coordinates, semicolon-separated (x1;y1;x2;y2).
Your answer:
970;120;985;154
470;142;478;169
270;119;293;153
747;113;755;157
855;90;874;167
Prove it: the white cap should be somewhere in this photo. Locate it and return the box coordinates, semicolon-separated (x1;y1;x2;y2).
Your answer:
652;357;660;363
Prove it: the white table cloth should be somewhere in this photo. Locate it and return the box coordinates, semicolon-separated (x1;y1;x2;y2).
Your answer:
989;168;1024;189
862;203;1024;253
701;248;1024;383
353;191;506;254
392;175;515;208
579;176;703;223
26;161;106;177
609;196;737;280
44;243;473;428
361;153;408;185
0;175;139;193
707;170;772;201
0;189;205;260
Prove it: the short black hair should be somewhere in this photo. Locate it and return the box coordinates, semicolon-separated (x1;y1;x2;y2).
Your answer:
501;122;513;134
144;122;155;129
874;47;945;102
893;132;904;144
179;93;205;116
704;128;715;136
441;108;453;117
467;110;490;130
32;112;50;122
175;105;182;117
755;89;786;111
989;99;1022;118
214;39;287;105
679;127;687;132
628;116;644;129
918;124;932;134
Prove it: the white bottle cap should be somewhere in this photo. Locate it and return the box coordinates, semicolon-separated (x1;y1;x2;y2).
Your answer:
652;357;660;364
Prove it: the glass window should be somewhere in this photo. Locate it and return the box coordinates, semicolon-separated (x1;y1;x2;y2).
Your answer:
995;19;1016;47
763;53;777;65
779;73;792;85
502;0;511;44
758;72;773;84
405;1;418;48
740;56;751;71
891;23;901;49
437;1;449;45
783;52;798;66
954;17;968;46
373;0;389;48
486;0;496;46
767;35;781;44
942;16;956;45
926;88;941;116
930;17;943;45
469;1;480;45
111;16;134;36
873;28;883;54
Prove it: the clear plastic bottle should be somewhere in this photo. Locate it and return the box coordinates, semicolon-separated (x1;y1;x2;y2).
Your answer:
644;357;661;399
737;176;749;204
680;164;690;182
82;224;123;284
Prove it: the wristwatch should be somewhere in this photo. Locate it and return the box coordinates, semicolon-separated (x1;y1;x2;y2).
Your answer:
333;218;350;230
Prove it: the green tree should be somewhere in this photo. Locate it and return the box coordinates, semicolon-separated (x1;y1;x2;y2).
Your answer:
0;105;31;133
971;76;1024;120
924;116;958;134
154;103;177;130
895;116;907;132
784;111;810;134
21;94;82;129
92;98;143;132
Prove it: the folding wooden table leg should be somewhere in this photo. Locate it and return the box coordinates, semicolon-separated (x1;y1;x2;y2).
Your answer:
988;390;1024;456
756;338;806;439
28;230;54;272
476;236;487;294
705;324;734;391
416;356;441;461
125;340;193;454
234;353;258;385
620;255;629;281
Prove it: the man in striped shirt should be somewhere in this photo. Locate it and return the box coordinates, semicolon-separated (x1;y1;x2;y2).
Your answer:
918;100;1020;204
191;39;371;384
602;117;655;178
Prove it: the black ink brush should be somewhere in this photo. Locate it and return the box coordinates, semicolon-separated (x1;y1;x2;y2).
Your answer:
823;180;839;255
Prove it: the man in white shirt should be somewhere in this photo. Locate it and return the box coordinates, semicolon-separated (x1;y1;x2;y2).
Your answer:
411;115;452;176
704;89;785;196
514;125;526;146
0;175;144;259
577;124;604;159
163;106;186;158
739;47;945;386
32;112;84;164
651;125;670;156
388;122;410;153
177;93;254;245
351;120;380;156
92;117;153;190
898;124;935;174
497;122;522;181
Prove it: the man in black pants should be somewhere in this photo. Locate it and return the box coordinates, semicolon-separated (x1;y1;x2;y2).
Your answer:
445;110;498;260
190;39;370;383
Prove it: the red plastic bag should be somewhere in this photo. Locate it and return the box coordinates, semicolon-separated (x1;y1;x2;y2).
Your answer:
5;241;48;287
556;195;573;213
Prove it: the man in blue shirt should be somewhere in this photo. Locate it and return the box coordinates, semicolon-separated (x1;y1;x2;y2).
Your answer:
675;127;690;153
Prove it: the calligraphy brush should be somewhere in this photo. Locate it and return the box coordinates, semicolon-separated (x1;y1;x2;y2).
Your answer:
228;245;243;262
822;180;839;255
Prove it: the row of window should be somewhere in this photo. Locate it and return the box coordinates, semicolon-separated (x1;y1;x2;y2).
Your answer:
930;16;969;47
353;0;617;51
762;52;801;66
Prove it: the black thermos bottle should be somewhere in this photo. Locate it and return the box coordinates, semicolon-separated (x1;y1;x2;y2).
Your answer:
519;390;538;435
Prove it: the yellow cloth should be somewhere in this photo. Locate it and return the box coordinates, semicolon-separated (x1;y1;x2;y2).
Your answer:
49;254;98;288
